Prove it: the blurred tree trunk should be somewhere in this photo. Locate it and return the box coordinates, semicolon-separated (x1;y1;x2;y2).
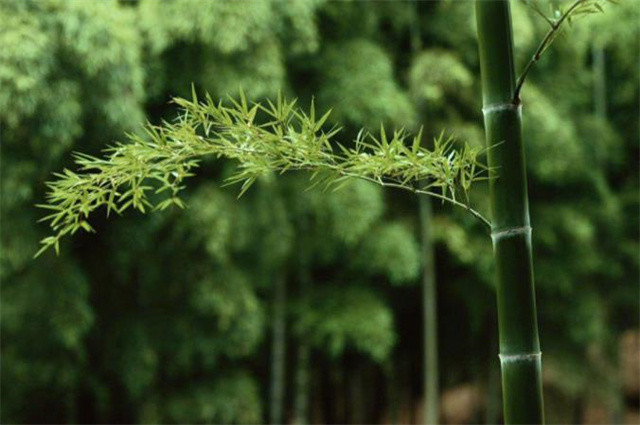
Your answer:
330;363;347;423
592;45;607;119
419;196;439;425
591;43;625;424
349;361;366;424
386;361;400;424
270;275;287;425
293;343;310;424
65;388;77;424
294;224;310;425
411;6;439;423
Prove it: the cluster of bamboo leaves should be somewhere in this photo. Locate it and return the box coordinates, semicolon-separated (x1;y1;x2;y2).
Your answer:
35;0;614;257
524;0;615;27
37;90;491;256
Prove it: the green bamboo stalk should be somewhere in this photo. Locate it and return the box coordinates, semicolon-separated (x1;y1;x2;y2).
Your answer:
293;217;311;425
293;342;310;424
411;9;439;422
419;196;439;425
270;274;287;425
475;1;544;423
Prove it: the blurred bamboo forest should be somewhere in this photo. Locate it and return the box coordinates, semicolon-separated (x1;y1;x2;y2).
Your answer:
1;0;639;424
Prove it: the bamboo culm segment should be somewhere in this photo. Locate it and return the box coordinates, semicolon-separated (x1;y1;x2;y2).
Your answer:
475;1;544;423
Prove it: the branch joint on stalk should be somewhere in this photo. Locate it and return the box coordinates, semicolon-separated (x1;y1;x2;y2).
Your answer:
491;225;532;241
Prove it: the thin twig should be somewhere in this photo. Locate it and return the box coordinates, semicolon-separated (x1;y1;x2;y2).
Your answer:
257;161;493;230
522;0;555;27
514;0;585;101
336;172;492;230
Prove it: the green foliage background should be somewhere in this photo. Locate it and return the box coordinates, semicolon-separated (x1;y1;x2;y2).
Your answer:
1;0;638;423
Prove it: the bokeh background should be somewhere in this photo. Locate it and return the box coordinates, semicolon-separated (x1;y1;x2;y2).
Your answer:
1;0;638;423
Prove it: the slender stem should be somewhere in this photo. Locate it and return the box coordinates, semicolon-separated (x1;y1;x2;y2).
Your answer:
419;196;439;425
411;10;439;423
337;172;492;229
270;274;287;425
293;216;311;425
416;189;490;229
514;0;584;101
526;0;555;27
293;344;310;424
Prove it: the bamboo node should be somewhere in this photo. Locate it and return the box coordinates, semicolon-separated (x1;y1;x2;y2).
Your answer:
481;102;521;115
499;352;542;363
491;225;532;241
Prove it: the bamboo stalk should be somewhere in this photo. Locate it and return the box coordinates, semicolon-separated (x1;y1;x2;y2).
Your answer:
293;343;310;424
270;274;287;425
411;6;440;423
419;196;439;425
475;1;544;423
294;217;311;425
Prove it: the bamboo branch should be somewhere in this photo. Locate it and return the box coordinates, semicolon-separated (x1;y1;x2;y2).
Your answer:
35;91;493;256
514;0;610;101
